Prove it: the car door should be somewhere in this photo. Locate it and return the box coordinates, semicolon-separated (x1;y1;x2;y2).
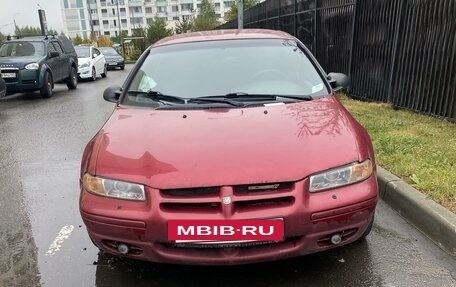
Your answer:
92;48;104;75
46;42;61;81
52;41;69;81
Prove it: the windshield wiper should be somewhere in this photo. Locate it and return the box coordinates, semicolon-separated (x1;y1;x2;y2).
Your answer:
188;96;245;107
200;92;313;102
127;90;186;105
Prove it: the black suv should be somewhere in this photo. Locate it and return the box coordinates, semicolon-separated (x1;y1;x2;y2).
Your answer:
0;35;78;98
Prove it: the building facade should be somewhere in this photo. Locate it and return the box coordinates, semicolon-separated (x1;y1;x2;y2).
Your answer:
61;0;235;39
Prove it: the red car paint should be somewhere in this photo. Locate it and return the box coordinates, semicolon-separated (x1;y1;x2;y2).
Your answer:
80;29;378;265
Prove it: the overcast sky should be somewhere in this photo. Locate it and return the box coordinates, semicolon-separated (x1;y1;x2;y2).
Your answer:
0;0;64;35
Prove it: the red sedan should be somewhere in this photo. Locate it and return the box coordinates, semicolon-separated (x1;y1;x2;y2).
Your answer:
80;29;378;265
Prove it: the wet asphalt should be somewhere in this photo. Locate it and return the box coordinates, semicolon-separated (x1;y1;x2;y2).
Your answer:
0;65;454;287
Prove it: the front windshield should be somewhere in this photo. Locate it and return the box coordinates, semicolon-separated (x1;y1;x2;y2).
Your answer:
75;47;90;58
99;47;118;56
0;41;45;57
124;39;328;106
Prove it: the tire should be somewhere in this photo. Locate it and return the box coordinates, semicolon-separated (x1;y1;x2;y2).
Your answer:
40;72;53;98
120;66;125;70
360;212;375;239
65;66;78;90
101;65;107;78
91;67;97;81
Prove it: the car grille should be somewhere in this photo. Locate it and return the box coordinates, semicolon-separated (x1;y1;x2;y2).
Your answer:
159;182;295;214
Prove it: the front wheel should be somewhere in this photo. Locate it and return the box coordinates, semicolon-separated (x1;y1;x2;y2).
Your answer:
360;212;375;240
40;72;53;98
65;66;78;89
91;67;97;81
101;65;107;78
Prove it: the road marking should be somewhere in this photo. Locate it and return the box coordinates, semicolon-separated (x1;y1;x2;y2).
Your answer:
46;225;74;256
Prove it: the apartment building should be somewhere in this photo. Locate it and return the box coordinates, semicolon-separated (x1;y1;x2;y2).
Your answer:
61;0;235;39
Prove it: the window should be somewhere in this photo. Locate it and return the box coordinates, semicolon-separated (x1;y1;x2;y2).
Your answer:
104;31;110;36
181;3;193;10
145;7;152;13
157;6;166;12
125;39;328;102
171;6;178;12
47;42;57;53
52;42;64;54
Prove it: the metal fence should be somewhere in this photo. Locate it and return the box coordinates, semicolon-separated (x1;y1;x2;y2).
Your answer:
219;0;456;120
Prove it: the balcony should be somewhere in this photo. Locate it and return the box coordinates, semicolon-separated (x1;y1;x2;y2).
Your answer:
128;0;142;6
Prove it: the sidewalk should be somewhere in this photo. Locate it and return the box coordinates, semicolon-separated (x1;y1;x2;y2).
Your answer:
377;166;456;256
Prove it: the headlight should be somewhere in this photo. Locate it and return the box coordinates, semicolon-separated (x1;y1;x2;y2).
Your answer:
25;63;39;70
82;173;145;201
309;160;373;192
79;62;90;68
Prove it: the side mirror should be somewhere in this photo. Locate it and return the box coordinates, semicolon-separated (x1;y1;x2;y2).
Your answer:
103;85;122;103
328;73;350;92
49;51;59;58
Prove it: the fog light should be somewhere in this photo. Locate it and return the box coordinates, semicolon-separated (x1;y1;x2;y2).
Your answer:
330;234;342;245
117;243;129;254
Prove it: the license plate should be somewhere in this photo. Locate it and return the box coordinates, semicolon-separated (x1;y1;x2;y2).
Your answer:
108;62;117;65
168;219;284;242
1;73;16;78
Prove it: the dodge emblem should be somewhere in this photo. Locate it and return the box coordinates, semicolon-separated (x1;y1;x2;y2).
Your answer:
222;196;232;205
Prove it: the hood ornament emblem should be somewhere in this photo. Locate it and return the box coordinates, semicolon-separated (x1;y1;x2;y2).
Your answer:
222;196;232;205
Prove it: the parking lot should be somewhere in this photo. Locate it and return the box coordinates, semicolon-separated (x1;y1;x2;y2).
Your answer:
0;65;454;287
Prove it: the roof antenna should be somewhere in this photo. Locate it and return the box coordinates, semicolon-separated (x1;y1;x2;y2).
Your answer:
37;3;42;9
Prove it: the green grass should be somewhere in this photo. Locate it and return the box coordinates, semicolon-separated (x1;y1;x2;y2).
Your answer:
338;94;456;213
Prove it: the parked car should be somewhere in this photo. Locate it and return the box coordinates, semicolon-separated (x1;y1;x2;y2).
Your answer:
0;35;78;98
99;47;125;70
75;45;107;81
0;73;5;98
80;29;378;265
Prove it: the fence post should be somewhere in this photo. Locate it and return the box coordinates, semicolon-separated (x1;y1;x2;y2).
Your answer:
387;0;406;104
348;0;357;89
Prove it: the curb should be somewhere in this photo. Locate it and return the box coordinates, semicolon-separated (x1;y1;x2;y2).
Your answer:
377;166;456;256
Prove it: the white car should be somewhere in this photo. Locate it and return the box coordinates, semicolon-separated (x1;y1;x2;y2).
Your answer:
75;45;107;81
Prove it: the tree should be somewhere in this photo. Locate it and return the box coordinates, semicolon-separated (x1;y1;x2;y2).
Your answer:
73;34;92;45
97;35;112;47
14;25;60;37
175;19;194;34
193;0;219;31
224;0;258;23
0;32;5;43
146;18;173;46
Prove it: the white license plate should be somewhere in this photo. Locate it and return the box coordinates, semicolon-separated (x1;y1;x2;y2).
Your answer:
109;62;117;65
1;73;16;78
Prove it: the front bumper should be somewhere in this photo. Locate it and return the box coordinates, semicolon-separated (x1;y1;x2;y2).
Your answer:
107;60;124;69
78;66;92;79
2;69;41;92
80;175;378;265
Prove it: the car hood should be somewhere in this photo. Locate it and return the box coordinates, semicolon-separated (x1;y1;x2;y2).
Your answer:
0;56;44;68
94;96;363;189
104;55;123;61
78;58;91;65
